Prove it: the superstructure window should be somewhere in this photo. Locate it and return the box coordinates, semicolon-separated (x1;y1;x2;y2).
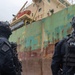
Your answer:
39;0;42;3
48;0;50;3
38;8;42;12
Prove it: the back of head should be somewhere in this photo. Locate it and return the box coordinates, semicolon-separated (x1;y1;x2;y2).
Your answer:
71;16;75;29
0;21;12;39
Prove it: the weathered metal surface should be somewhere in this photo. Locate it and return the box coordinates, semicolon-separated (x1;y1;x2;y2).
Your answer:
21;58;52;75
9;4;75;75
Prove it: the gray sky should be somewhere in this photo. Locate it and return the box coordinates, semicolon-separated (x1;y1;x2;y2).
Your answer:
0;0;32;22
0;0;74;22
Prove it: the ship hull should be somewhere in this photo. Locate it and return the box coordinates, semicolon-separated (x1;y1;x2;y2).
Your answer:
10;4;75;75
22;57;52;75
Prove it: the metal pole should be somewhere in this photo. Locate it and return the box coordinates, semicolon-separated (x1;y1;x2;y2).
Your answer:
13;1;28;20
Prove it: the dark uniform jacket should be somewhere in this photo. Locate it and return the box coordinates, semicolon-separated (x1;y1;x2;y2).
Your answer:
51;38;75;75
0;37;16;75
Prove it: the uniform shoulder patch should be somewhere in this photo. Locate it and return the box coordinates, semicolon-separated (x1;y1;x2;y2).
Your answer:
0;37;11;52
2;44;10;52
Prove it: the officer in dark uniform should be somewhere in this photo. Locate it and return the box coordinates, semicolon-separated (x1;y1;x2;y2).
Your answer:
10;42;22;75
51;16;75;75
0;21;16;75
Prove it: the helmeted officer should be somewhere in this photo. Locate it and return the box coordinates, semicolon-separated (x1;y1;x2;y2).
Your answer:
0;21;16;75
51;16;75;75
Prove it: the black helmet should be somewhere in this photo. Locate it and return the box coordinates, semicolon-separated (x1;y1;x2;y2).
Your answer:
71;16;75;29
10;42;17;47
0;21;12;38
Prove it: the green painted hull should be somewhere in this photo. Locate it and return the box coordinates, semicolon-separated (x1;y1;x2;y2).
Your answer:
9;4;75;75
